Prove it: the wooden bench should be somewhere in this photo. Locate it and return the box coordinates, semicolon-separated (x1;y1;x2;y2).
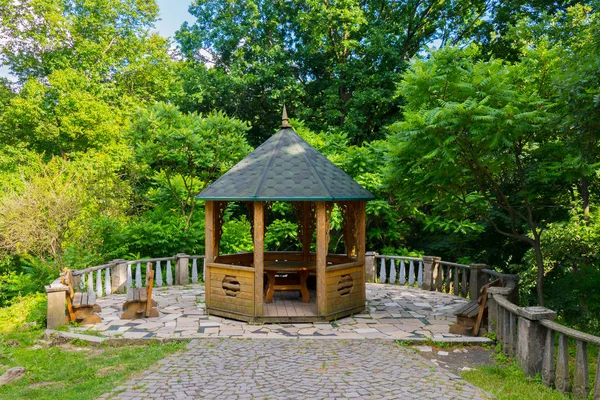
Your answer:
449;279;500;336
62;269;102;325
121;263;159;319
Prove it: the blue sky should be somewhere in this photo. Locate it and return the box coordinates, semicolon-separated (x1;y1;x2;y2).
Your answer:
0;1;195;81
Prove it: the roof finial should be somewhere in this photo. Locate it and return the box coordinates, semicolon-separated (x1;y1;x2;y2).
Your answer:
281;105;291;128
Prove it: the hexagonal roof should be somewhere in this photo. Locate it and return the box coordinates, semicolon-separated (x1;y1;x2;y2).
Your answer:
196;127;375;201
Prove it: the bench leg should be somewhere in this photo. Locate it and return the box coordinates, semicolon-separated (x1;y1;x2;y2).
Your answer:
265;271;275;303
300;270;310;303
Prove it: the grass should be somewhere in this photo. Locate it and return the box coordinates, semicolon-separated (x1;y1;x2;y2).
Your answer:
0;292;188;400
462;361;569;400
0;330;187;400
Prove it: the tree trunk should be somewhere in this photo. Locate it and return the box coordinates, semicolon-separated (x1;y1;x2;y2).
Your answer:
532;235;545;306
581;177;590;221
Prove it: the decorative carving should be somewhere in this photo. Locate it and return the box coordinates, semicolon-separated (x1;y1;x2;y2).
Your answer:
339;202;361;257
214;201;228;253
222;275;240;297
292;202;315;253
337;274;353;296
246;201;271;245
325;202;333;249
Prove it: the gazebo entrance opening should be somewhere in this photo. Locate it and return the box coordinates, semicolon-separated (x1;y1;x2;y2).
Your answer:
199;109;374;323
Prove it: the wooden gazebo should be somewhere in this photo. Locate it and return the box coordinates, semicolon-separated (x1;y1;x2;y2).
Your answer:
197;109;374;322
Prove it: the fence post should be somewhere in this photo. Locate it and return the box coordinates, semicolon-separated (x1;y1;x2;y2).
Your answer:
45;281;68;329
110;259;127;293
365;252;377;282
469;263;487;300
487;286;514;336
422;256;440;291
175;253;190;285
517;306;557;377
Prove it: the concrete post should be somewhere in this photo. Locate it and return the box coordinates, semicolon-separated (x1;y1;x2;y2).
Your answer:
487;287;513;336
469;263;487;300
517;306;557;377
45;282;68;329
365;252;377;282
110;259;127;293
422;256;441;291
175;253;189;285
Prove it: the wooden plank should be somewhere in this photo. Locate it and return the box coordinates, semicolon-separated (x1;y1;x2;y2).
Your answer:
210;274;255;285
254;201;264;317
210;291;254;306
73;292;82;308
145;264;154;317
327;262;364;277
208;302;254;316
210;287;254;300
209;299;254;315
205;201;215;306
81;292;88;306
326;281;364;295
326;270;362;284
316;201;328;316
207;263;255;274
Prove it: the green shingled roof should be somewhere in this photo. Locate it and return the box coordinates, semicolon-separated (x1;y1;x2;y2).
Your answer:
197;127;375;201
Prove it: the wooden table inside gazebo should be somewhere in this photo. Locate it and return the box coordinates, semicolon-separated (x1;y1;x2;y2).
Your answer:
196;108;375;323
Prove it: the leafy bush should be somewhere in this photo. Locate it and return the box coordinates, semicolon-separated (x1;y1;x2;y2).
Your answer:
0;292;47;333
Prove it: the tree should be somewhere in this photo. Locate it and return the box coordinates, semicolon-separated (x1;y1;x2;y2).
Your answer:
128;103;252;229
0;0;159;83
176;0;491;145
387;46;567;304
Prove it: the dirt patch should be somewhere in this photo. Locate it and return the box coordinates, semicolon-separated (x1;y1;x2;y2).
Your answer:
96;365;126;377
412;345;495;374
30;381;64;389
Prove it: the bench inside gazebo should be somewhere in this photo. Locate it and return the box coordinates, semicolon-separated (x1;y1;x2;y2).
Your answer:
197;109;375;323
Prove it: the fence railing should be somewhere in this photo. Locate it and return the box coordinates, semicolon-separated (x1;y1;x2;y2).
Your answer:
489;284;600;399
374;255;424;287
367;253;514;300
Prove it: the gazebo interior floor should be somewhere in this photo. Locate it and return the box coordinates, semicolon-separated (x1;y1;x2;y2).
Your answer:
263;290;317;317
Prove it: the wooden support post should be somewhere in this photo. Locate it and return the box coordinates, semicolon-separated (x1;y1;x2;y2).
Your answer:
357;201;366;307
316;201;329;316
302;201;311;261
205;201;215;307
253;201;264;317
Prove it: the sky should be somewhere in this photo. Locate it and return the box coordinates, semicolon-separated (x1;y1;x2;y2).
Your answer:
0;1;195;81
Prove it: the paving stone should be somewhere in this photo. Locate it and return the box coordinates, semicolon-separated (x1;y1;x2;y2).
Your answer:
86;283;490;342
104;339;491;400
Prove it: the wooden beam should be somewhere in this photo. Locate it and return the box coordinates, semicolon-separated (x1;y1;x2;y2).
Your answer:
316;201;329;316
253;201;264;317
357;201;367;305
205;201;215;307
302;202;311;260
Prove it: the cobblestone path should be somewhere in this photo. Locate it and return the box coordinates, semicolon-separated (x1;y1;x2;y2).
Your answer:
101;339;492;400
79;283;490;343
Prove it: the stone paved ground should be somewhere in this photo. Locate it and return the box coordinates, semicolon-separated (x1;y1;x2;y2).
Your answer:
99;339;492;400
74;283;490;342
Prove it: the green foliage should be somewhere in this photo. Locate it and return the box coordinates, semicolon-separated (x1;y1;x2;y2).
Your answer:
462;361;567;400
0;293;47;333
176;0;494;144
0;335;186;400
128;102;251;228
